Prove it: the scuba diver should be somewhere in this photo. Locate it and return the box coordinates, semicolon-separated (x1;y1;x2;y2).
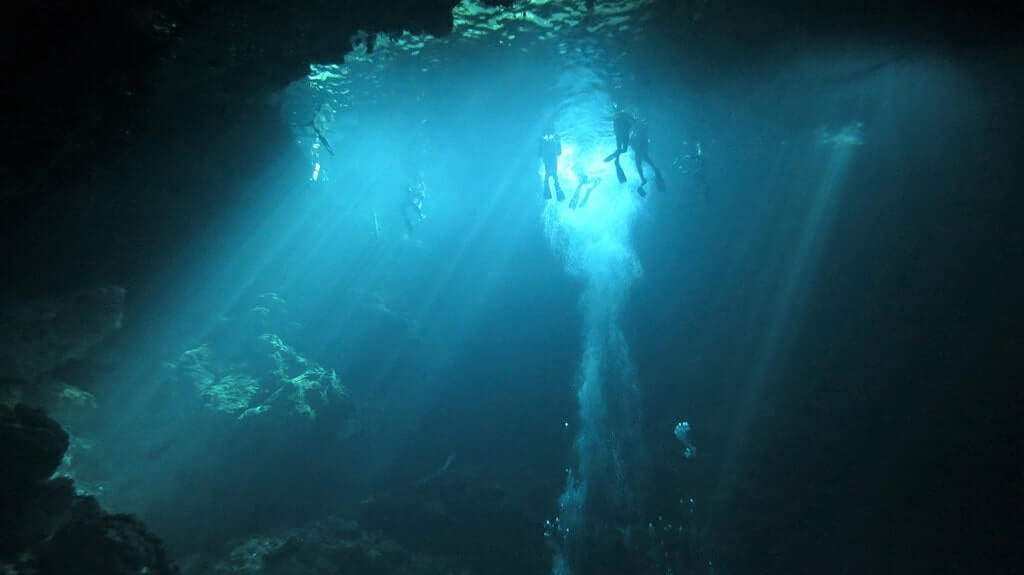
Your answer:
676;140;708;199
311;124;334;156
569;163;601;210
632;119;666;197
691;141;708;198
603;105;633;183
403;172;427;233
306;102;335;156
539;129;564;201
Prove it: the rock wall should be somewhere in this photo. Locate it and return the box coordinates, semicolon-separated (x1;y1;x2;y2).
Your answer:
0;404;180;575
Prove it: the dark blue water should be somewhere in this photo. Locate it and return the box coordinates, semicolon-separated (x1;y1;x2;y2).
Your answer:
54;2;1021;574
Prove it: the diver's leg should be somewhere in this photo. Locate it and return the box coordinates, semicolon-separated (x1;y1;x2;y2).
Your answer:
635;153;648;197
606;133;626;162
545;160;564;200
580;177;599;208
644;157;665;190
635;152;647;185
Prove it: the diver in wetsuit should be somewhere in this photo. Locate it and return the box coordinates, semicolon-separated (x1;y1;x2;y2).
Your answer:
603;106;633;183
540;130;564;201
311;125;334;156
306;103;335;156
403;173;427;233
632;120;666;197
569;163;601;210
691;141;708;198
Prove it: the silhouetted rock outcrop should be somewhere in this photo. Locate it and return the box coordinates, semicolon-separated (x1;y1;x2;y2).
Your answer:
0;404;179;575
0;404;69;485
36;498;179;575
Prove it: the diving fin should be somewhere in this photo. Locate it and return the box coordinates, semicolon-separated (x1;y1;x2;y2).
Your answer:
603;151;619;163
615;161;627;183
636;185;647;198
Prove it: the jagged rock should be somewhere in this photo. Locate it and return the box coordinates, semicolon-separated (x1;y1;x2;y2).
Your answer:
169;295;346;421
0;405;179;575
0;404;74;560
0;286;125;382
0;404;69;487
0;476;77;561
35;497;180;575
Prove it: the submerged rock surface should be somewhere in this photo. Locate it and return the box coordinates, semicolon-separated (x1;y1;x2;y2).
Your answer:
167;294;347;421
0;404;180;575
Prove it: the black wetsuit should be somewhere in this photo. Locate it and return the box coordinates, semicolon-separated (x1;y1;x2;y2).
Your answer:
570;173;601;209
613;111;632;156
692;143;708;198
632;122;664;193
539;133;564;200
604;111;633;183
633;124;650;183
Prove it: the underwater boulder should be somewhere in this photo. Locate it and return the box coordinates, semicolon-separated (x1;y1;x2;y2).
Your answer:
0;403;69;486
173;333;346;421
169;296;347;422
0;405;179;575
0;404;74;560
249;333;346;419
0;476;77;562
34;496;180;575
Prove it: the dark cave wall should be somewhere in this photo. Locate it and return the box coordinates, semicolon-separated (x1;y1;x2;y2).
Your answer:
3;0;461;198
1;0;463;300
